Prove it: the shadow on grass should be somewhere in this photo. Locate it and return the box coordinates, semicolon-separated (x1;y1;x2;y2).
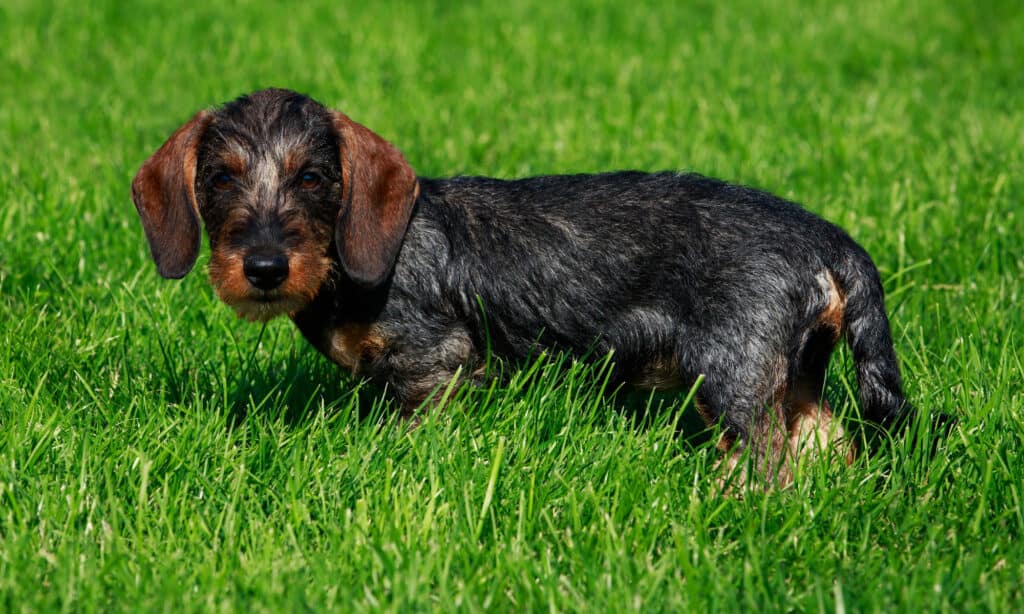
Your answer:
221;349;389;430
175;335;952;466
424;350;721;450
611;386;717;447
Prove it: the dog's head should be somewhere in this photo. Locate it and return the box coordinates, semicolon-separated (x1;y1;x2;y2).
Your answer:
131;88;418;321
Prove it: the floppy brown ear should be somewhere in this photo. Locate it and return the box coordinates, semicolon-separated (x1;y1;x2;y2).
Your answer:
131;110;213;279
332;111;419;287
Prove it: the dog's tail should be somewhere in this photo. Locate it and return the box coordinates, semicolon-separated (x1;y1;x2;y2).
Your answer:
831;244;914;432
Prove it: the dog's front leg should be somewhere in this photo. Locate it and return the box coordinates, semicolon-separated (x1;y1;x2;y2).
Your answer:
369;326;483;422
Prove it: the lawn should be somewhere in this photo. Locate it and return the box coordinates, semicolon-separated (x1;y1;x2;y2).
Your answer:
1;0;1022;610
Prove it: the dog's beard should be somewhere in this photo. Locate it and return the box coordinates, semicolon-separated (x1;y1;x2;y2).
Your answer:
222;293;310;322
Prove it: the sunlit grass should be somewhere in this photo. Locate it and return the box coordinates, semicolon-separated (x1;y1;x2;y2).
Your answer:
1;0;1022;610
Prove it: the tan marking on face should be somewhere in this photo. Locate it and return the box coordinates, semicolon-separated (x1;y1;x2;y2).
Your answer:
208;248;251;306
221;149;247;175
329;323;386;373
283;148;305;176
280;239;332;304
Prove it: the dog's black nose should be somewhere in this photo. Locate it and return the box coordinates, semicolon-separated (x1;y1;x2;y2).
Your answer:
243;253;289;290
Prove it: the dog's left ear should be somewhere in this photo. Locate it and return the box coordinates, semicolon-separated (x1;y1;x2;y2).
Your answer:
331;111;419;287
131;110;213;279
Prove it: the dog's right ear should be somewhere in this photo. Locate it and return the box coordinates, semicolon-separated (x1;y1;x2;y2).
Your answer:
131;110;213;279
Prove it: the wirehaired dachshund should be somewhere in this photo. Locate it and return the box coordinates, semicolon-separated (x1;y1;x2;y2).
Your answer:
131;88;914;482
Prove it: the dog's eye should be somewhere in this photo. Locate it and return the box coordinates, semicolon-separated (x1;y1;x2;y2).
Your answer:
213;172;234;191
299;171;322;190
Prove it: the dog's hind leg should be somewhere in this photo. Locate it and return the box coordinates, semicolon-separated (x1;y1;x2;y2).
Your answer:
782;322;855;478
681;331;793;487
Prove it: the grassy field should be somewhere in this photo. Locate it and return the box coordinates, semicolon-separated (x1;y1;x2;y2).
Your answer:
1;0;1022;610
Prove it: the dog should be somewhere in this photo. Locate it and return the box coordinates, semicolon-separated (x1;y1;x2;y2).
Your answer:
131;88;914;483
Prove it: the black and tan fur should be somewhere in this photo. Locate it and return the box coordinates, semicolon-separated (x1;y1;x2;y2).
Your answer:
132;89;914;483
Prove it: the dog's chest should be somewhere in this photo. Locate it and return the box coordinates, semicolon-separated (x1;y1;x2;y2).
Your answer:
324;322;386;374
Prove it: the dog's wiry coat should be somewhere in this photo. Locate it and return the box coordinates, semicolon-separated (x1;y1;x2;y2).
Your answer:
132;89;912;483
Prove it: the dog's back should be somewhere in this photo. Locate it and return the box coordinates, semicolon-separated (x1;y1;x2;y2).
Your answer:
402;171;846;358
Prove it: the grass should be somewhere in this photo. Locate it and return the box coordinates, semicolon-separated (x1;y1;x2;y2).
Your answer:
1;0;1022;610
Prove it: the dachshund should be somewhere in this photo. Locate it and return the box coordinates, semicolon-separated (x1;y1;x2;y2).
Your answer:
131;88;915;483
